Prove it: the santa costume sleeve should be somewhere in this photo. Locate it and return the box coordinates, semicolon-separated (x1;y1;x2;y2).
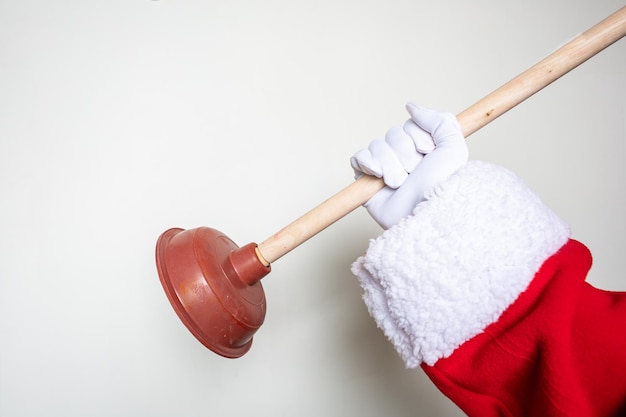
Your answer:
351;160;626;417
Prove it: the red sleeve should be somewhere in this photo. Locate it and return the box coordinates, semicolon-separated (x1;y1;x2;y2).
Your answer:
422;239;626;417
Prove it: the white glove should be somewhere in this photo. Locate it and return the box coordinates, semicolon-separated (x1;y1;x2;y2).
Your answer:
351;103;468;229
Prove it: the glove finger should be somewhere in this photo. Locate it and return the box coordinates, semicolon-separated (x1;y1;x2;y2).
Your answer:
385;126;424;173
350;149;382;178
368;138;407;189
403;119;435;154
405;102;462;144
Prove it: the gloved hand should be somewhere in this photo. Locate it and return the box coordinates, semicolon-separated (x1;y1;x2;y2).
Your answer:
351;103;468;229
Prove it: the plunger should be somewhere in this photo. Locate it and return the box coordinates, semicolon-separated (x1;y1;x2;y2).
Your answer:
156;7;626;358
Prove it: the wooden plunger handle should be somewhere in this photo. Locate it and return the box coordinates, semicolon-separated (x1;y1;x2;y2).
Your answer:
256;6;626;266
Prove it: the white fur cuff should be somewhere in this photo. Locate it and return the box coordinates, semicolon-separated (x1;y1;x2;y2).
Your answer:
351;161;570;368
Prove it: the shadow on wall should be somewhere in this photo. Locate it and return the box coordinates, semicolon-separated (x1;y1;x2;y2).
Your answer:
282;211;461;416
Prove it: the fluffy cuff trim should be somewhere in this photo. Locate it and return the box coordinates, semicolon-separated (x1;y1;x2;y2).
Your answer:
351;161;570;368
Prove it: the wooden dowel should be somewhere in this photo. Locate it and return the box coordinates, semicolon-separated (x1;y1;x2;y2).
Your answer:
257;6;626;265
457;6;626;137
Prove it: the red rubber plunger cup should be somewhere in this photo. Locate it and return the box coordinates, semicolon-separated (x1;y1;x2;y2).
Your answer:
156;227;270;358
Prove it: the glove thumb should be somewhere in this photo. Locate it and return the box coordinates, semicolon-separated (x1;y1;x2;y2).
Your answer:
405;102;462;144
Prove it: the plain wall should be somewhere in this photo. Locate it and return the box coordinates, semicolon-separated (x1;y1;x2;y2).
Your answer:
1;1;624;416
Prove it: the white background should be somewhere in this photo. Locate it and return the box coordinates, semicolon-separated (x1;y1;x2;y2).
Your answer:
1;1;624;416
